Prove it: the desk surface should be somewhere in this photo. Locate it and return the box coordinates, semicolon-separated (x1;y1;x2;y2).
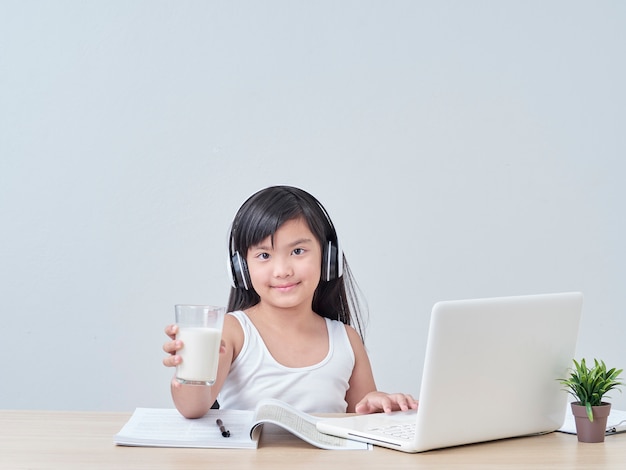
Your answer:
1;410;625;469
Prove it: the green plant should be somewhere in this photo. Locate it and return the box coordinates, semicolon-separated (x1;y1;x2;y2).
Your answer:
559;358;624;421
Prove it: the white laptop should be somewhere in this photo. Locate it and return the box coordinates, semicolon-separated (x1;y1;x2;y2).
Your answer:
317;292;583;452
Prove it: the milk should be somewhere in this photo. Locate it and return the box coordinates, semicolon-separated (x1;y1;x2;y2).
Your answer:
176;327;221;385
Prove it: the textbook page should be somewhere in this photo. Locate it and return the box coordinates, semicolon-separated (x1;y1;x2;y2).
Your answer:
252;399;370;450
114;408;258;449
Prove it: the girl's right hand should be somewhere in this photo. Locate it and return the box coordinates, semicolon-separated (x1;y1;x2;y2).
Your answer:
162;324;182;368
162;323;228;369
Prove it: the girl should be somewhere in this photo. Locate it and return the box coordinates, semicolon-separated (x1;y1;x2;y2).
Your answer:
163;186;417;418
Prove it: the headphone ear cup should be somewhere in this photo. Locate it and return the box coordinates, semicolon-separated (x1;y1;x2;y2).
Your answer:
322;240;343;281
230;251;251;290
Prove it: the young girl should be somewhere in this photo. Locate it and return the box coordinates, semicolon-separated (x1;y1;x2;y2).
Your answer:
163;186;417;418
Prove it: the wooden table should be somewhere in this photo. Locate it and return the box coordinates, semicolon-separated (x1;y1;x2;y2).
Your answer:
1;410;625;469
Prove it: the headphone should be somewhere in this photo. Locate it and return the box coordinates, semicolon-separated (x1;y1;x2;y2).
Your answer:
228;206;343;290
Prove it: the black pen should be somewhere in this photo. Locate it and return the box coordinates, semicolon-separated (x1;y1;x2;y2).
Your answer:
216;418;230;437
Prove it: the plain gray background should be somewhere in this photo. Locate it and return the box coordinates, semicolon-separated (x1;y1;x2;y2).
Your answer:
2;1;625;411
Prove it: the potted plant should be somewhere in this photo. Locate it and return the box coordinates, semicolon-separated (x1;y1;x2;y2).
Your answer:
559;358;624;443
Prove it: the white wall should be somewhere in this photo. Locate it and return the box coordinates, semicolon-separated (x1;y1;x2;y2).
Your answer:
2;1;625;411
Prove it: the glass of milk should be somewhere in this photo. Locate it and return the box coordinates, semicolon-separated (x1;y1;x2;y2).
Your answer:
174;305;226;386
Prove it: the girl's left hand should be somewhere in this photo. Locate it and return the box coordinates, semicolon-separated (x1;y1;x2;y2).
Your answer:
355;391;419;414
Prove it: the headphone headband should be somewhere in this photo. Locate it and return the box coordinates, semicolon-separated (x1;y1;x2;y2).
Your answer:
227;189;343;290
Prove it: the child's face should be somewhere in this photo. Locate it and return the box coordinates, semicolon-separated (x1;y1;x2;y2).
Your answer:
246;217;322;312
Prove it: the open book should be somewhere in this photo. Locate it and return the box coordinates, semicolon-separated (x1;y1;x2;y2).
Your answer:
114;398;369;450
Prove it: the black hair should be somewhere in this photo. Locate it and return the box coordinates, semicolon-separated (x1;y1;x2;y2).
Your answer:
227;186;367;340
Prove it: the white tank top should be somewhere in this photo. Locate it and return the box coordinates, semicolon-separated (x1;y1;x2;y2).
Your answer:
219;310;355;413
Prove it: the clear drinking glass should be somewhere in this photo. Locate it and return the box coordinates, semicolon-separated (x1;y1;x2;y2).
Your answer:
174;305;226;386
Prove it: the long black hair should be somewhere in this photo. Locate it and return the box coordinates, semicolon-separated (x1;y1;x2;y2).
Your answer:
227;186;367;340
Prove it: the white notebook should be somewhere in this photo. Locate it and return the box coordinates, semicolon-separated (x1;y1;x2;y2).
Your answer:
558;408;626;435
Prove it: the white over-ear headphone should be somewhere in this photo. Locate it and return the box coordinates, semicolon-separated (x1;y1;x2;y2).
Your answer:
228;213;343;290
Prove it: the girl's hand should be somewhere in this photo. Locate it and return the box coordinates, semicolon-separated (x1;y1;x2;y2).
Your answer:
162;323;227;369
162;324;182;369
355;391;419;414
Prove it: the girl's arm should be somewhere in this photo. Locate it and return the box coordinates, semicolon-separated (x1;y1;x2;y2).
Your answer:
163;315;242;418
344;325;418;414
344;325;377;412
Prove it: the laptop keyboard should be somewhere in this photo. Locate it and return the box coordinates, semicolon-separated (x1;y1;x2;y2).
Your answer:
368;423;416;440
